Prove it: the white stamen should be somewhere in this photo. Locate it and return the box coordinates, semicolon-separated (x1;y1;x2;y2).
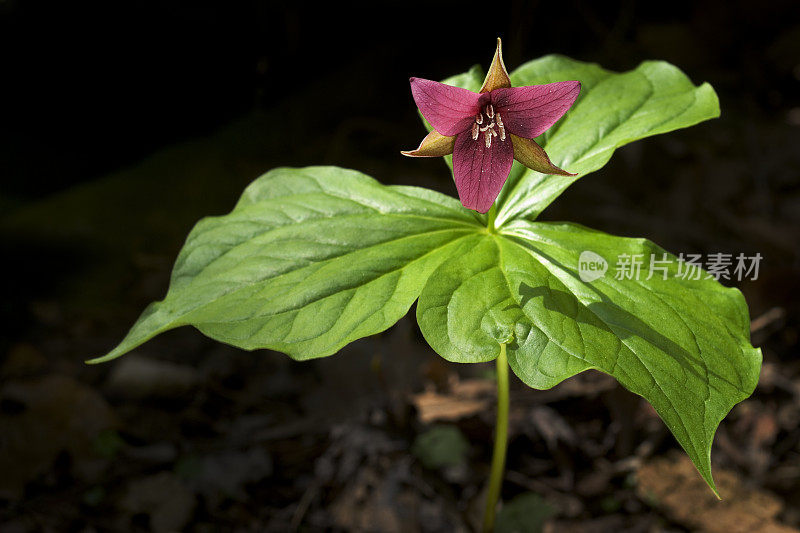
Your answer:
473;108;506;146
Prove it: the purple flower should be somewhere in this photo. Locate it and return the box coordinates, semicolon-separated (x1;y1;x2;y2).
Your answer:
402;39;580;213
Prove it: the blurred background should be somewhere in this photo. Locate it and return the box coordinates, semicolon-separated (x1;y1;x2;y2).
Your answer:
1;0;799;531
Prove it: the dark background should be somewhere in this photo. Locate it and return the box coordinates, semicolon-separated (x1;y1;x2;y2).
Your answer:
1;1;799;531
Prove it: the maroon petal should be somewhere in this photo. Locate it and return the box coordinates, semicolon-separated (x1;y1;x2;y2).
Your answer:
410;78;483;136
491;81;580;139
452;128;514;213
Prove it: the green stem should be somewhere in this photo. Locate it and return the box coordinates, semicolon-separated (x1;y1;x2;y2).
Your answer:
486;203;498;233
482;343;509;533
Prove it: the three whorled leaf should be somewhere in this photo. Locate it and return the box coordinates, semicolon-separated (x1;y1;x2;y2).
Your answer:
95;58;760;494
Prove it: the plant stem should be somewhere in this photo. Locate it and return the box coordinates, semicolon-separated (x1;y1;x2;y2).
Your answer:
486;204;498;233
482;343;509;533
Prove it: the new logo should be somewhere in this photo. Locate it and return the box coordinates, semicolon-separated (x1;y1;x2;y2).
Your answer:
578;251;608;282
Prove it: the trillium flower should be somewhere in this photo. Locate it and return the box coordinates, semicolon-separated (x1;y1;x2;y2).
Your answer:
402;39;580;213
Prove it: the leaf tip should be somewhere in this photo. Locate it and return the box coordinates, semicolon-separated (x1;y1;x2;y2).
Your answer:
85;352;119;365
705;475;722;500
702;81;722;119
84;357;107;365
695;457;721;499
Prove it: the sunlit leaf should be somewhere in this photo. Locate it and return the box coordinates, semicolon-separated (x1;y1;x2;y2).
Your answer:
416;222;760;493
90;166;481;363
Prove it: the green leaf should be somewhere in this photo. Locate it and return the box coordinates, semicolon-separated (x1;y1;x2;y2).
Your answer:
495;492;554;533
90;166;482;363
411;425;470;469
442;64;484;93
436;55;720;225
416;223;760;494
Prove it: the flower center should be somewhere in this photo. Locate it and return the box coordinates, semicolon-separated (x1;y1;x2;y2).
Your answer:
471;104;506;148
